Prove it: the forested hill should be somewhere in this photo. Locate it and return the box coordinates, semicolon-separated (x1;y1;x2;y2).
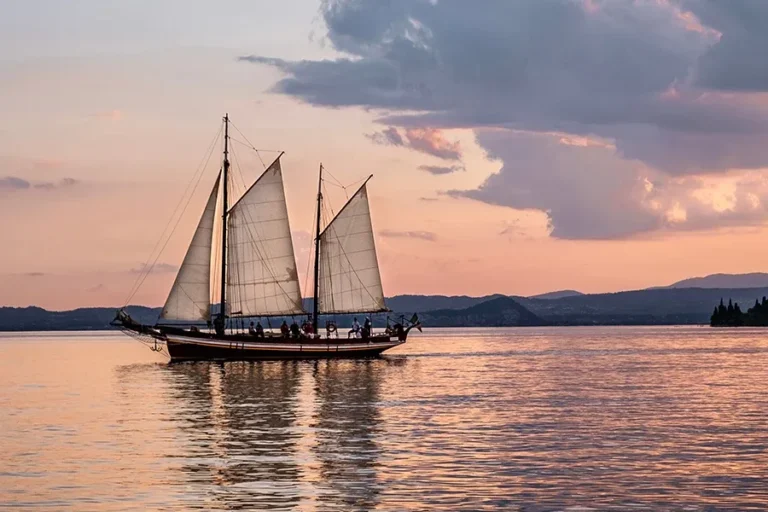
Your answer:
4;287;768;330
419;297;546;327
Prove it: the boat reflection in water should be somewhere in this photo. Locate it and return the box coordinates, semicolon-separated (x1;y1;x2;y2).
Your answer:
160;359;397;509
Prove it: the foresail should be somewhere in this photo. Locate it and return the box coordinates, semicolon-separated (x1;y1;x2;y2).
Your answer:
160;175;220;321
226;157;304;316
318;182;386;314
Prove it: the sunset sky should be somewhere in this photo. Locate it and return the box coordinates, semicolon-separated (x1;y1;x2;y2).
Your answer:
4;0;768;310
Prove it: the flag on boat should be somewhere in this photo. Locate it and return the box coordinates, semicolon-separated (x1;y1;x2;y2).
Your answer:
410;313;422;332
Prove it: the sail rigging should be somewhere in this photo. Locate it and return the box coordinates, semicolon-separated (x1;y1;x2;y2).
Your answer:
316;178;386;314
160;174;221;321
226;155;305;317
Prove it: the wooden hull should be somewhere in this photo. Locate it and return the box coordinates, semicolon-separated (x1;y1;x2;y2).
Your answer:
164;333;404;362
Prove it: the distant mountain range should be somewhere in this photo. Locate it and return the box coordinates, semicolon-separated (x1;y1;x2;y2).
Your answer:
663;273;768;289
4;273;768;331
527;273;768;297
4;284;768;330
0;306;160;332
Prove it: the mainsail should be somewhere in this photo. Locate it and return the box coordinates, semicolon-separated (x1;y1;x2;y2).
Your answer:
317;180;386;314
226;156;304;317
160;175;220;321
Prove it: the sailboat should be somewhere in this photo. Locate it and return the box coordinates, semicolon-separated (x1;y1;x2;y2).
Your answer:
113;114;421;361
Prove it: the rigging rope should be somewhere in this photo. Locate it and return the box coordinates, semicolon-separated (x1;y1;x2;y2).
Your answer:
228;120;283;170
123;125;223;307
319;164;368;202
229;143;249;206
229;137;282;156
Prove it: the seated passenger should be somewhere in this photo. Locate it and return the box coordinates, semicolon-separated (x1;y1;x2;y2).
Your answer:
348;317;361;338
280;320;290;338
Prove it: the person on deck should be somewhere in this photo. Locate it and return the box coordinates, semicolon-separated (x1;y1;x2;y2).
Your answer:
290;320;300;338
249;321;264;338
280;320;290;338
362;317;372;340
213;316;225;337
348;317;361;338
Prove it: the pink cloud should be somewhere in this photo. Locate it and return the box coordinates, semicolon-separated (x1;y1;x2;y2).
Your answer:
404;128;462;161
368;126;462;161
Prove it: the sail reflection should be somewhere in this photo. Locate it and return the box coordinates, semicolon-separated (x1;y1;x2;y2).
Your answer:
311;360;384;510
158;359;389;510
164;362;304;510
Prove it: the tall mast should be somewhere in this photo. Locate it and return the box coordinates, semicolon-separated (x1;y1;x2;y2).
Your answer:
312;164;323;334
219;114;230;328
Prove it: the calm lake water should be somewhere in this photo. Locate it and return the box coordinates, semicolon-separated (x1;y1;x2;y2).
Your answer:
2;327;768;511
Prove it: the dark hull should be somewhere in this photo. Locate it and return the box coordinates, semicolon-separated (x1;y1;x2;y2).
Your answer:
113;314;415;362
166;339;396;361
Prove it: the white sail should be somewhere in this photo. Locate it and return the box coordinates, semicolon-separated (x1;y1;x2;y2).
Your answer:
226;157;304;317
160;175;220;321
318;181;386;314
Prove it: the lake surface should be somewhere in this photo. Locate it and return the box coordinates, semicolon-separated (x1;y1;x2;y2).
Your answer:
2;327;768;511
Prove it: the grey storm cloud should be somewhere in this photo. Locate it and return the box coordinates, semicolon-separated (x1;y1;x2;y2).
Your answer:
241;0;727;137
241;0;768;239
450;130;768;239
683;0;768;92
449;130;662;240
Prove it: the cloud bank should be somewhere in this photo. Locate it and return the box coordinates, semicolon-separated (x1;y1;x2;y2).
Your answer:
241;0;768;239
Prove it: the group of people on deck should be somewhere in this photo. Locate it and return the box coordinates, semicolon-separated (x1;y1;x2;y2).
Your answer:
347;317;372;339
246;316;374;340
